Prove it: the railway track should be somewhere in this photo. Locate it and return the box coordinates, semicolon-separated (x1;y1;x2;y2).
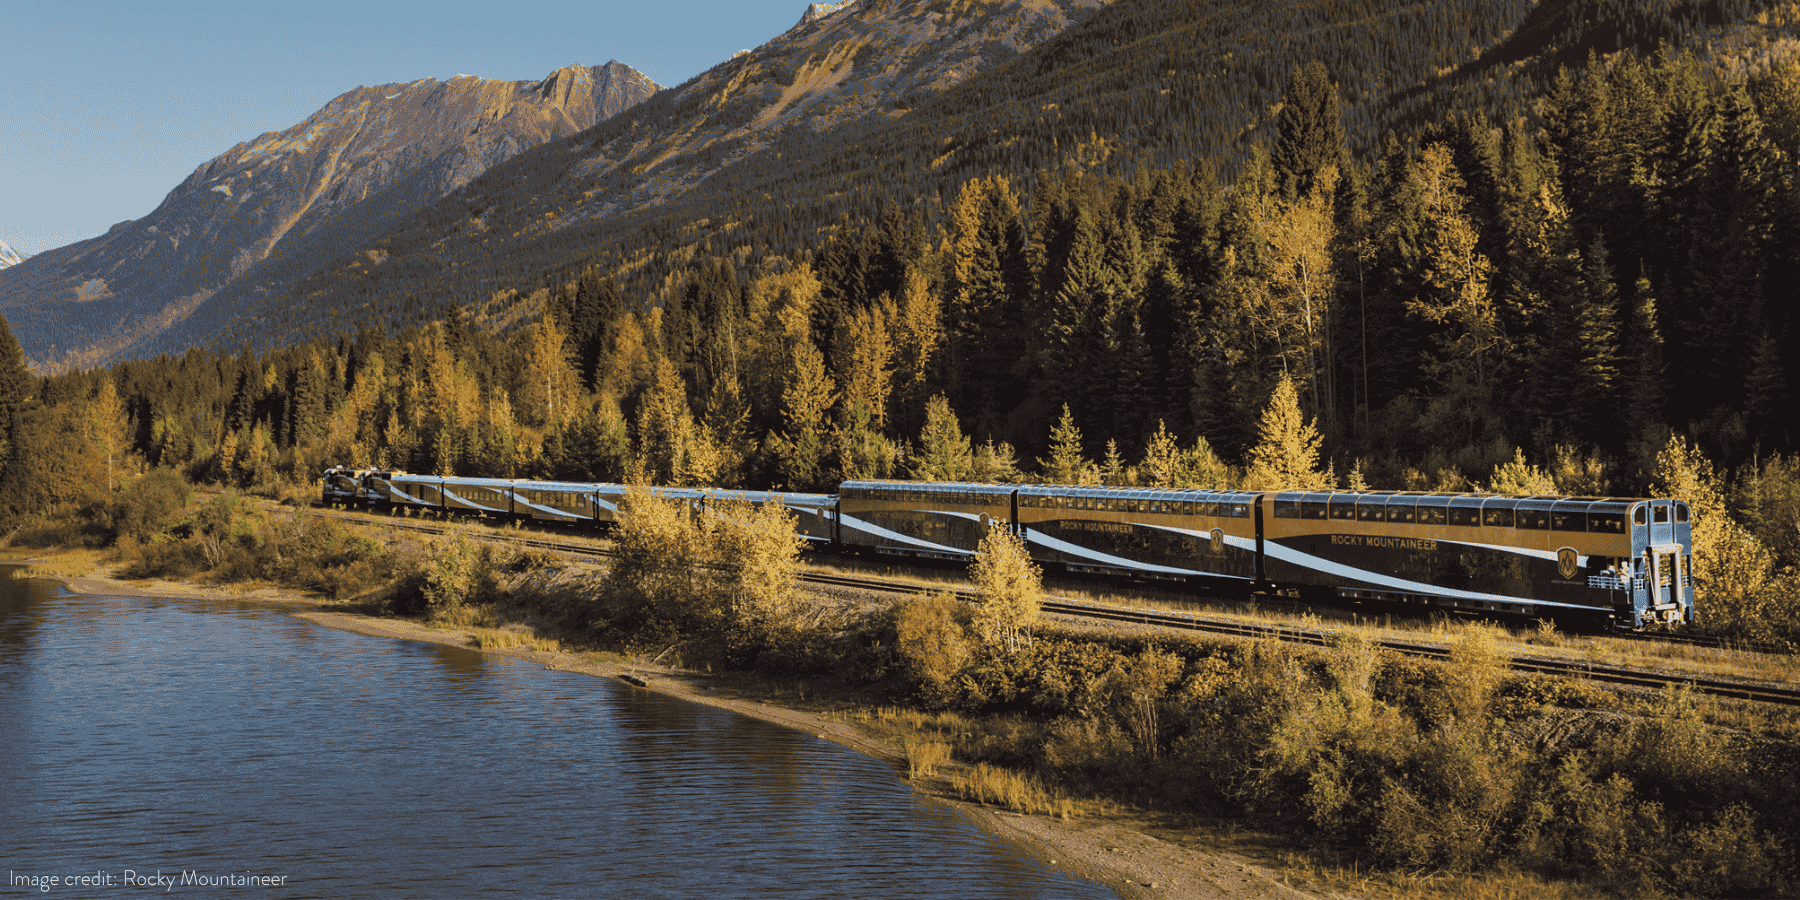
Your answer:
311;505;1800;707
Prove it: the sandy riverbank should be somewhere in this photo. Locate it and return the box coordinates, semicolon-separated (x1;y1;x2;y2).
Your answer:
46;567;1334;900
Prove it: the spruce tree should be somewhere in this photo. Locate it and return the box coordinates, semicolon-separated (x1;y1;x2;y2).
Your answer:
913;395;973;483
1273;61;1348;204
1039;404;1095;485
1245;372;1329;490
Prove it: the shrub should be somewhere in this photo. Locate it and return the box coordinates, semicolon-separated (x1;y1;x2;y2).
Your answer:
602;487;706;635
969;528;1041;650
699;497;805;661
1247;636;1415;840
1372;728;1522;871
420;534;483;616
104;468;192;543
893;592;971;707
1094;647;1183;757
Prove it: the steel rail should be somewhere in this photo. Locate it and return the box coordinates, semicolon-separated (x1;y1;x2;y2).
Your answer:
309;506;1800;706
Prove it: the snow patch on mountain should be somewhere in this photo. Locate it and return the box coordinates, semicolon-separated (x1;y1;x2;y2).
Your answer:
0;238;28;270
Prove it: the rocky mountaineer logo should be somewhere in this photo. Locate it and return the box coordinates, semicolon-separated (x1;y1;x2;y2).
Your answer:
1558;546;1579;580
1210;528;1224;553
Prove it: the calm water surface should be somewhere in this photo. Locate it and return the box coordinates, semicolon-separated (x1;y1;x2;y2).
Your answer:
0;573;1114;899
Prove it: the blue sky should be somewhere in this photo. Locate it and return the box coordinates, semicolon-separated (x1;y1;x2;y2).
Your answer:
0;0;810;256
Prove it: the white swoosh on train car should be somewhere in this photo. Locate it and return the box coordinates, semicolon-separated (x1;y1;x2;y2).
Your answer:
505;491;589;520
1261;541;1597;610
1023;528;1217;578
441;490;506;514
837;512;972;555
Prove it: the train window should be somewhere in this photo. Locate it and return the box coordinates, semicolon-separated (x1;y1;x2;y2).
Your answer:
1389;504;1416;524
1448;506;1480;526
1329;499;1356;520
1552;511;1588;532
1234;503;1251;518
1518;509;1550;530
1675;503;1690;524
1589;513;1625;534
1302;501;1328;519
1634;506;1647;525
1654;505;1670;524
1483;507;1516;528
1357;502;1384;522
1275;499;1301;518
1417;503;1447;525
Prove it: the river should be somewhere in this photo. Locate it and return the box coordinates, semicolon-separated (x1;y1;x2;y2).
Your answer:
0;572;1114;898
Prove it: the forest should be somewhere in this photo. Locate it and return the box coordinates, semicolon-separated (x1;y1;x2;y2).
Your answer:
1;40;1799;641
168;0;1799;360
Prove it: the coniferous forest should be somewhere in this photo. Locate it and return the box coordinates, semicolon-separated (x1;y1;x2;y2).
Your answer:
6;1;1800;640
6;38;1800;641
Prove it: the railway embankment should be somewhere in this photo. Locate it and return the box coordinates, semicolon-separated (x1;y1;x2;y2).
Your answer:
9;485;1800;899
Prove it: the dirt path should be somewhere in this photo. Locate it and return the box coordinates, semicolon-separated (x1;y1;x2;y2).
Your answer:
51;569;1340;900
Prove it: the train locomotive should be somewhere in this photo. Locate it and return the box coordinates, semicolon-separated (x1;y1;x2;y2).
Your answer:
322;466;1694;631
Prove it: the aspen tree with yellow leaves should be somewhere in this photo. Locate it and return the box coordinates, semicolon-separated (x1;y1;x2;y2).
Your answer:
970;527;1041;651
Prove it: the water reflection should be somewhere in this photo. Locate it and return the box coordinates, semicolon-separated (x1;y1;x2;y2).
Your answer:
0;579;1113;899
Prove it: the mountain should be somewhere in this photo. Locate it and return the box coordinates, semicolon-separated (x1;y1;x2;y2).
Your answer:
175;0;1764;358
0;61;657;371
9;0;1779;366
0;240;26;271
124;0;1114;359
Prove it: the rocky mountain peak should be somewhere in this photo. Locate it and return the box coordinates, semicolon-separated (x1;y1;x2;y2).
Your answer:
0;61;659;371
797;1;855;28
0;239;27;271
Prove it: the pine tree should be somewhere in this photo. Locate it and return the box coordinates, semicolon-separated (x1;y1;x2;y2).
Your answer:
943;176;1030;435
889;266;942;438
1141;420;1183;488
832;298;894;431
971;438;1022;483
1039;404;1096;485
0;313;32;471
778;341;836;491
1488;448;1557;495
1245;372;1329;490
913;395;973;483
1273;61;1348;204
519;314;583;430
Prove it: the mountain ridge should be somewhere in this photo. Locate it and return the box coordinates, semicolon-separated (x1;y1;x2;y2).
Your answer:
132;0;1109;360
0;60;658;372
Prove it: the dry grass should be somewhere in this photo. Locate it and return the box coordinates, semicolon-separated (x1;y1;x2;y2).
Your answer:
952;763;1076;819
471;628;563;653
1274;851;1600;900
8;548;108;579
421;606;566;653
903;735;953;778
1035;577;1800;687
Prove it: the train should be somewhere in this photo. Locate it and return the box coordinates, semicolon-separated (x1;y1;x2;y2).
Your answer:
321;466;1696;631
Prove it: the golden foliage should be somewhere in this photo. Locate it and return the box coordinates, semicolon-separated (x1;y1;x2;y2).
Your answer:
970;527;1041;649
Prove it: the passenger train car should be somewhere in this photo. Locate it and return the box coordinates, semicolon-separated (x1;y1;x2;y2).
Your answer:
322;467;1694;630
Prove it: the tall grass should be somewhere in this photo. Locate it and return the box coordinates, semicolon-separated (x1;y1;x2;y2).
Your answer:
952;763;1075;819
903;735;953;779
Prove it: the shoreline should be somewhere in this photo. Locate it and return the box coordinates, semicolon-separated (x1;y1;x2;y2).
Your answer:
43;565;1328;900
